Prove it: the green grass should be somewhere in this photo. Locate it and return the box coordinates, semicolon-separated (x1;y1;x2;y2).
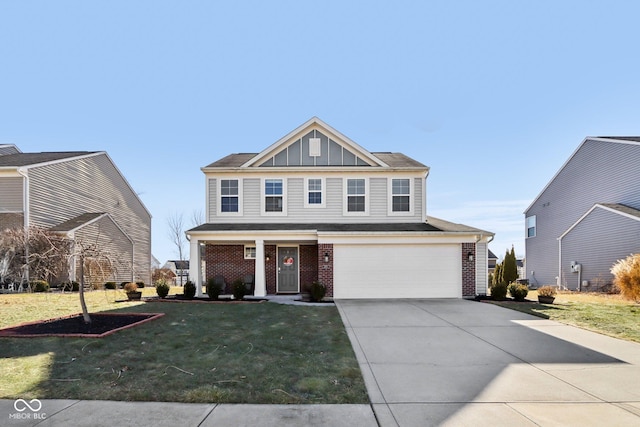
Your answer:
488;291;640;343
0;291;368;404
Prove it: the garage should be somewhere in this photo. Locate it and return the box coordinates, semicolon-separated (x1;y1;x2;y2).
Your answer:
332;243;462;299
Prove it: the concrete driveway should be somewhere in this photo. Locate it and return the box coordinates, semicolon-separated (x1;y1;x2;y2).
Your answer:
336;299;640;427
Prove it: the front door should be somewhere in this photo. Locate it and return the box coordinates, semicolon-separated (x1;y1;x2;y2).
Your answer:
277;247;299;293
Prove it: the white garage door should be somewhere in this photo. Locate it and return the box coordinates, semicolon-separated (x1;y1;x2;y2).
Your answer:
333;244;462;298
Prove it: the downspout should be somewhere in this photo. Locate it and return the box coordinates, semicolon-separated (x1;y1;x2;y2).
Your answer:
17;167;30;283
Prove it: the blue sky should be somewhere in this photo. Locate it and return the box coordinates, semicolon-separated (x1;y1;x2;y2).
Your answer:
2;1;640;264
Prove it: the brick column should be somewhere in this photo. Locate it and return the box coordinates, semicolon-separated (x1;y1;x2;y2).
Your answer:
318;244;334;297
462;243;476;297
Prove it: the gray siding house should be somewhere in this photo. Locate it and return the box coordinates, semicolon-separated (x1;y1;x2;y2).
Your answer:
524;137;640;290
187;117;493;299
0;145;152;285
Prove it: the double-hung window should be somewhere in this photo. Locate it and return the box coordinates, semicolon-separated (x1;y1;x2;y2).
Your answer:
391;178;411;213
220;179;239;213
263;178;285;214
346;178;367;214
305;178;325;208
526;215;536;238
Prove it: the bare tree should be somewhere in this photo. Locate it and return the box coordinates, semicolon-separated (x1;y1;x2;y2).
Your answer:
167;212;187;285
190;209;204;228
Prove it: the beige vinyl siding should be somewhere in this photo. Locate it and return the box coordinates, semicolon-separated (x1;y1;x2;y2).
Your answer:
0;177;23;211
475;241;488;295
27;154;151;283
207;174;424;223
74;215;134;284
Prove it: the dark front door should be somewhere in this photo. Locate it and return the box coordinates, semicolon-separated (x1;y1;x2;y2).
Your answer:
277;247;299;293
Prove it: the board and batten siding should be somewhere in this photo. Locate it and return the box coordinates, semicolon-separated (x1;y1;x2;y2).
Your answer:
26;154;151;283
525;139;640;287
0;177;23;211
560;207;640;290
207;175;423;223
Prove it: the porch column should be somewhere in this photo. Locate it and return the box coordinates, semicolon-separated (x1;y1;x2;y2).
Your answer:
189;238;203;297
254;239;266;297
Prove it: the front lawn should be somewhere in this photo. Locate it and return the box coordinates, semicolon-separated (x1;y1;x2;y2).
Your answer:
0;291;368;404
488;291;640;343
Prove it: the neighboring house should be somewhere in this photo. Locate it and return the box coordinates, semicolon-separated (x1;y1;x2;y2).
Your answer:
488;249;498;276
186;117;493;299
0;145;152;284
524;137;640;290
516;258;525;280
163;260;189;285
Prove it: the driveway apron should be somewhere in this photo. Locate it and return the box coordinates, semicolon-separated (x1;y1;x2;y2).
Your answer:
336;299;640;427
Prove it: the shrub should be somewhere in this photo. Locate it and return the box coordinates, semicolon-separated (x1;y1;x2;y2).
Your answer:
30;280;49;293
232;279;246;300
611;253;640;301
309;281;326;302
124;282;138;293
62;281;80;292
184;281;196;299
490;282;508;300
206;277;223;300
155;280;170;298
508;282;529;301
537;285;557;297
120;281;129;289
104;281;117;290
136;281;145;289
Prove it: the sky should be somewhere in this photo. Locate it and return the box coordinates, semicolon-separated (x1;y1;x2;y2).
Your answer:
2;1;640;264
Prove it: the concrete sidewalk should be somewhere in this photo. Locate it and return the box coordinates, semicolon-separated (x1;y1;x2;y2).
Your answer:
337;299;640;426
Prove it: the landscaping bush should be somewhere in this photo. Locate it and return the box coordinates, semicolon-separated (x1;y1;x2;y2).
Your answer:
120;281;129;289
232;279;246;300
206;277;223;300
611;253;640;301
124;282;138;293
104;281;117;290
136;281;145;289
30;280;49;293
508;282;529;301
155;280;170;298
490;282;508;300
62;281;80;292
183;280;196;299
537;285;557;297
309;281;326;302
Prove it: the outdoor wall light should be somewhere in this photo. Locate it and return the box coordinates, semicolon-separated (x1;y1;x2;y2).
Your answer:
324;252;330;263
265;254;271;262
468;252;474;262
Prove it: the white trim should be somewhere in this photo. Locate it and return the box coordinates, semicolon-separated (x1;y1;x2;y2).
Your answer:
261;177;287;216
343;177;369;216
244;244;257;259
525;215;536;238
216;177;243;216
387;177;414;216
304;177;326;208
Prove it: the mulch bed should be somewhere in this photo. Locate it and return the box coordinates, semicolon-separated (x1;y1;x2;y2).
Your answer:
149;295;267;303
0;312;164;338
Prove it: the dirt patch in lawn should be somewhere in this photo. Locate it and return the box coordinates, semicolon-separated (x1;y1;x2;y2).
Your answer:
0;312;164;338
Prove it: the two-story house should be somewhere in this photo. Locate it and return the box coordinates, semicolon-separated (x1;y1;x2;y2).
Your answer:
524;137;640;290
186;118;492;299
0;145;152;285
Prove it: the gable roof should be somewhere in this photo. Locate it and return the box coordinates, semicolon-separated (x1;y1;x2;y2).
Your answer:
0;144;22;156
0;151;99;168
559;203;640;239
49;212;108;232
525;137;640;213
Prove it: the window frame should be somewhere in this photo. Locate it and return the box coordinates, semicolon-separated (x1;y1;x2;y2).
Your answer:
261;178;287;216
244;245;257;259
526;215;536;238
388;177;414;216
304;177;325;208
216;178;242;216
344;177;369;215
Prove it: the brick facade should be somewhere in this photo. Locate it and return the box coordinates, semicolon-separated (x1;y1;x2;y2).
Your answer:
462;243;476;297
318;243;334;297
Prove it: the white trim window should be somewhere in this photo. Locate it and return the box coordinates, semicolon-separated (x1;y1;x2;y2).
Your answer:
526;215;536;238
389;178;413;215
262;178;287;215
244;245;257;259
218;178;242;215
304;178;325;208
345;178;368;215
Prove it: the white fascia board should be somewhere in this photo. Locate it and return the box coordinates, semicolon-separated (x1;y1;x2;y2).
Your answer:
559;203;640;240
241;117;389;168
318;232;483;245
186;229;319;242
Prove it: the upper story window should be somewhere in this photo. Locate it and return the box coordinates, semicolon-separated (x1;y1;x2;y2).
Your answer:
390;178;411;213
526;215;536;238
305;178;325;208
345;178;368;214
263;178;286;214
220;179;239;212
